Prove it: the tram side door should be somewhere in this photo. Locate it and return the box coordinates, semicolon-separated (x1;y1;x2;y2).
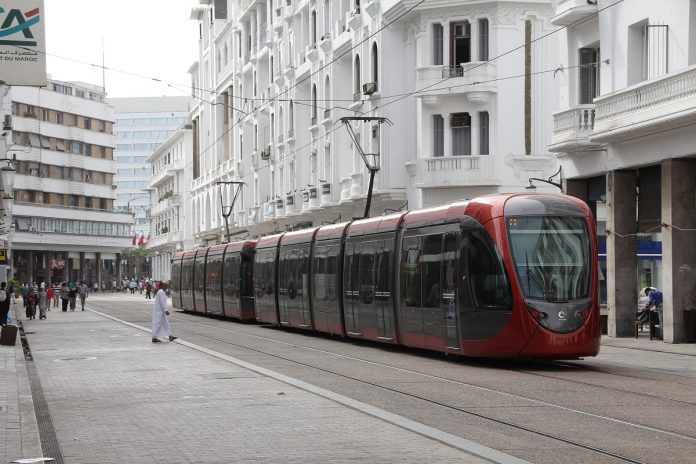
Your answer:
299;248;311;328
442;232;460;350
358;242;377;339
344;242;361;335
376;240;394;340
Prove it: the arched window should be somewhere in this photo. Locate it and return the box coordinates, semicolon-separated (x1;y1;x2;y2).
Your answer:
311;10;317;45
371;42;378;89
279;106;284;138
311;84;318;123
354;55;361;97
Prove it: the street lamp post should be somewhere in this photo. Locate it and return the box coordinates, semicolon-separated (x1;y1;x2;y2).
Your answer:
526;166;563;191
339;117;392;218
215;181;245;243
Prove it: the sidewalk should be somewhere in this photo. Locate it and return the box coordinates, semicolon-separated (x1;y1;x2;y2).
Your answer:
4;304;499;464
0;304;42;464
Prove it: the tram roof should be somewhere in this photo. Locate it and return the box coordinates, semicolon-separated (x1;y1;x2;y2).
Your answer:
280;227;319;246
347;212;406;238
315;222;351;242
256;232;285;250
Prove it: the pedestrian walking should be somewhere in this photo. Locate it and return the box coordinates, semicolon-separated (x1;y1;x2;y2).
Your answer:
25;286;38;320
145;281;153;299
93;282;99;293
20;284;27;308
129;280;136;294
38;286;48;319
60;282;69;312
645;287;664;339
52;285;60;308
151;282;176;343
68;284;77;311
77;281;88;311
46;285;54;311
0;282;10;325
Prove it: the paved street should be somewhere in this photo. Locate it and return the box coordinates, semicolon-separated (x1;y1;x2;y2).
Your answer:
3;294;696;463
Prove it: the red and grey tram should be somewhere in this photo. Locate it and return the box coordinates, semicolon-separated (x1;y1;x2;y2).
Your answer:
171;193;600;358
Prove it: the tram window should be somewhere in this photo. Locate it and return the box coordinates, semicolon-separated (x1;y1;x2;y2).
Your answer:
207;255;222;293
255;250;275;297
325;244;339;301
421;234;443;308
360;244;377;304
402;237;422;307
195;257;206;294
240;254;253;298
224;252;240;301
467;233;511;309
313;247;327;301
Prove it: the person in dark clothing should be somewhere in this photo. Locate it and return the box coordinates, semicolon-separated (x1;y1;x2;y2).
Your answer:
0;282;10;325
60;282;70;312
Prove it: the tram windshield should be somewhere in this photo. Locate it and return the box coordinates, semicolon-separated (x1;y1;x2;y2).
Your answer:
507;216;591;302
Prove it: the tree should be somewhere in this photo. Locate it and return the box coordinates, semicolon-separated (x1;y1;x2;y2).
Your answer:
120;247;151;278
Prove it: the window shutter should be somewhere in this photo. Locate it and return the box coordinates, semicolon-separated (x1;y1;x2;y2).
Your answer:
433;24;443;65
433;115;444;157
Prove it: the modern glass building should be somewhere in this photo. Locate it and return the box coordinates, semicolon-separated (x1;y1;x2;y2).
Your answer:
109;97;190;239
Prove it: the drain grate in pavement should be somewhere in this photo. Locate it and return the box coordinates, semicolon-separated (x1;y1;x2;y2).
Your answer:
20;326;65;464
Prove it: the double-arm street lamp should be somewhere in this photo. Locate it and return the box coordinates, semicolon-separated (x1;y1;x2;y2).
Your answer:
215;181;245;243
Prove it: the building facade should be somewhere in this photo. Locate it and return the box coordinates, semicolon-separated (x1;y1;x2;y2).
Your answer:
7;80;133;286
549;0;696;342
109;97;190;239
146;125;195;281
186;0;559;246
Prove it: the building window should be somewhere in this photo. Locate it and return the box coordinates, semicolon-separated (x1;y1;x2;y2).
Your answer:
311;84;318;123
479;111;489;155
354;55;361;99
478;19;489;61
433;115;444;157
433;23;443;65
579;47;600;104
41;109;49;121
84;118;91;130
371;42;378;90
56;112;63;124
450;21;471;67
451;112;471;156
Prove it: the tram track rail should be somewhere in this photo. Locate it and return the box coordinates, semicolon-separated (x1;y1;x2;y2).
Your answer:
116;307;694;463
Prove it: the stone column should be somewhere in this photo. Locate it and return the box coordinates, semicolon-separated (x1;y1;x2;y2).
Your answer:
27;250;34;285
79;252;85;282
606;170;637;337
96;252;102;290
661;159;696;343
116;253;122;284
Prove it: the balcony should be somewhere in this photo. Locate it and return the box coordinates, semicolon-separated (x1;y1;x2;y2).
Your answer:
319;33;332;53
306;43;318;63
548;104;601;153
146;230;183;250
149;158;184;187
415;62;497;104
551;0;598;27
591;64;696;143
412;155;501;188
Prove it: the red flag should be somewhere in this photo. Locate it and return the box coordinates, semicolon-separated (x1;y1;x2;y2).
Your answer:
138;233;145;247
146;232;151;242
132;233;137;246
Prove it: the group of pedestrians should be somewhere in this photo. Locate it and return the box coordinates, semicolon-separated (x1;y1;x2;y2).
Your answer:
1;277;177;347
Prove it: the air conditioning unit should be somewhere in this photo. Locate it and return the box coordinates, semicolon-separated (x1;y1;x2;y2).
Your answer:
85;174;91;182
3;114;11;130
29;168;39;176
112;184;118;190
363;82;378;95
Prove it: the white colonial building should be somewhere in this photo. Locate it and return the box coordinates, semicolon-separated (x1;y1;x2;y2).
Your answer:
549;0;696;342
146;125;195;281
6;80;133;286
186;0;561;245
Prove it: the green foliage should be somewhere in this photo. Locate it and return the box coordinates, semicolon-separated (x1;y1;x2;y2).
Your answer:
120;247;150;260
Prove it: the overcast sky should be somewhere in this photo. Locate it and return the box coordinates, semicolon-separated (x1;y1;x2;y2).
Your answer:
44;0;199;98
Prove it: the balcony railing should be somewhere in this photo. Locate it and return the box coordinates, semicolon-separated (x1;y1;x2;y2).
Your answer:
592;64;696;142
548;104;599;152
416;62;497;101
414;155;500;188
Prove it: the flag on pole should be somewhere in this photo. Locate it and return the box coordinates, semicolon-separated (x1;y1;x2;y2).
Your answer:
132;233;137;246
146;232;151;242
138;233;145;247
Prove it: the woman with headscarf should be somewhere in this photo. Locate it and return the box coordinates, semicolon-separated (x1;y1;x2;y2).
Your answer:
25;286;38;320
68;283;77;311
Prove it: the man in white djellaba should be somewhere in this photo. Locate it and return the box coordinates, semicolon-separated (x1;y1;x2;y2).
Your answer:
151;282;177;343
